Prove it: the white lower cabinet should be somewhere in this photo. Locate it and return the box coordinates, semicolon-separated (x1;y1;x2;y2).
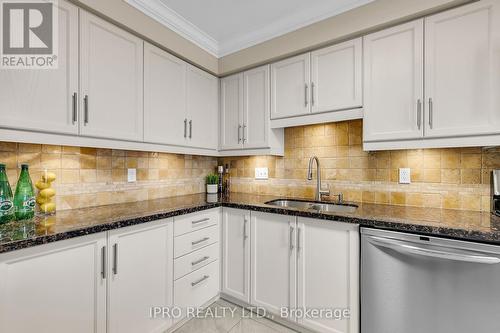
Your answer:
0;219;174;333
0;233;107;333
297;217;359;333
250;211;296;315
221;208;251;303
173;208;221;322
222;208;359;333
107;219;174;333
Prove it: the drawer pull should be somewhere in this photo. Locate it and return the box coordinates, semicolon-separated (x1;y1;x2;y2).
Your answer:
192;218;210;225
192;237;209;246
191;256;209;266
191;275;209;287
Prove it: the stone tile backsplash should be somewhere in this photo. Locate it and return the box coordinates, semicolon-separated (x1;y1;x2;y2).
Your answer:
0;142;217;210
0;119;498;212
220;120;499;212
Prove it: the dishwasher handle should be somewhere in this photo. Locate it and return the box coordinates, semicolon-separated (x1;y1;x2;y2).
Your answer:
367;235;500;265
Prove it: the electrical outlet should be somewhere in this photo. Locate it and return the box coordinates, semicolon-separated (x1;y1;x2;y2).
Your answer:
255;167;269;180
127;168;136;182
399;168;411;184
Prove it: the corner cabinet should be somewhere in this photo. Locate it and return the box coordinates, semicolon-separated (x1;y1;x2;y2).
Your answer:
364;0;500;150
221;208;359;333
0;0;79;135
79;11;144;142
220;65;284;155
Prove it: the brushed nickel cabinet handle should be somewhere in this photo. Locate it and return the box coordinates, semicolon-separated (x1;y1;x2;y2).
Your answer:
238;125;242;143
112;243;118;275
192;237;209;246
72;92;77;124
417;99;422;129
192;218;210;225
184;119;187;138
83;95;89;125
191;256;209;266
242;125;247;143
311;82;315;106
428;98;433;129
189;120;192;139
289;225;295;251
191;275;209;287
304;84;308;107
101;246;106;279
243;217;248;241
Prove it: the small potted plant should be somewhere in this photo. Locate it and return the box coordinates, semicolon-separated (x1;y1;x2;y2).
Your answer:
206;173;219;194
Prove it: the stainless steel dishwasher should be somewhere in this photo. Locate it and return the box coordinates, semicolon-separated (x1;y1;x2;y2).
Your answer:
361;228;500;333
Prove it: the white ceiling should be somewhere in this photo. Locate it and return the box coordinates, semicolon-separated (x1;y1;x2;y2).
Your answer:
125;0;374;57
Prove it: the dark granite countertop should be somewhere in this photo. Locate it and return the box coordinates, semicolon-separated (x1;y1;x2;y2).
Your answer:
1;192;499;253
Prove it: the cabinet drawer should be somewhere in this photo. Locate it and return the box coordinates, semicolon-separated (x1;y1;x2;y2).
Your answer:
174;225;219;258
174;209;219;237
174;260;220;309
174;242;219;280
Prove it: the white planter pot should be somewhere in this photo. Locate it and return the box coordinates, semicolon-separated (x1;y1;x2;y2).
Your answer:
206;184;218;194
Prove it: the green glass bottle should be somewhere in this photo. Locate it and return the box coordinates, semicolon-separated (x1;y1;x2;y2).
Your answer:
0;164;15;224
14;164;35;221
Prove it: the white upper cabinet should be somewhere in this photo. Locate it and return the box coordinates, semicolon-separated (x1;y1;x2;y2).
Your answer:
80;11;144;142
271;54;311;119
220;73;244;150
144;42;187;146
0;0;78;135
311;38;363;113
107;219;173;333
243;65;271;148
363;20;424;142
424;0;500;138
186;65;219;150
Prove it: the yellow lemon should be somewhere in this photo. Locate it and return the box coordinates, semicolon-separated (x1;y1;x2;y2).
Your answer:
35;180;50;190
40;202;56;213
41;172;57;183
36;196;50;205
39;188;56;198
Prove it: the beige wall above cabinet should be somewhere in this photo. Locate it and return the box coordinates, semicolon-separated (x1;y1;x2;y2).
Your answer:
270;39;363;129
220;65;284;156
364;0;500;150
79;11;144;142
0;0;79;135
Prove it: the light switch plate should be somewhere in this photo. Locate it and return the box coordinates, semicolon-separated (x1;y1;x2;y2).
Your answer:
255;167;269;180
399;168;411;184
127;168;136;182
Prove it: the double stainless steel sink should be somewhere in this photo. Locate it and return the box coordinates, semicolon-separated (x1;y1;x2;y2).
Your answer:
265;199;358;213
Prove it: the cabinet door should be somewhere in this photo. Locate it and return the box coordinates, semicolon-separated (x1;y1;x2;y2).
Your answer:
0;233;106;333
311;38;363;113
0;0;78;135
144;42;187;146
107;219;173;333
80;11;143;141
243;65;270;149
250;212;296;316
222;208;250;303
186;65;219;150
271;53;311;119
424;0;500;138
297;218;359;333
220;74;244;150
363;20;424;142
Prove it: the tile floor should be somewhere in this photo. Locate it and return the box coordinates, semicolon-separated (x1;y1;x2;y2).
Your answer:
173;299;298;333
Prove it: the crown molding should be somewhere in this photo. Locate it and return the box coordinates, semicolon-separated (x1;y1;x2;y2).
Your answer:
124;0;219;57
125;0;374;58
